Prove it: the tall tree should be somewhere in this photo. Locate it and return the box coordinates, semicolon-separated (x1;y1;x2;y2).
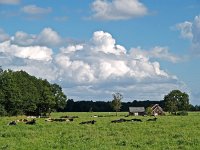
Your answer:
164;90;189;114
111;93;122;116
52;83;67;111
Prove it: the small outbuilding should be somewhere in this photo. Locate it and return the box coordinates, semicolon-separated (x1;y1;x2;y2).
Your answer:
151;104;165;116
129;107;145;116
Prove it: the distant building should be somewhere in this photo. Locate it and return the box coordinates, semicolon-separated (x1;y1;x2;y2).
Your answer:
151;104;165;116
129;107;145;116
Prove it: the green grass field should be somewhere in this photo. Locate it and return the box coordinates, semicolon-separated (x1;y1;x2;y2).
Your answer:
0;112;200;150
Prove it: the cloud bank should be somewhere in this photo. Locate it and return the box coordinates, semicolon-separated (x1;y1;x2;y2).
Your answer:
0;29;186;101
91;0;148;20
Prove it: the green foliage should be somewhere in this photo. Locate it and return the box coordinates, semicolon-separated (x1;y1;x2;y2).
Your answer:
146;107;152;116
164;90;189;114
0;69;67;116
111;93;122;116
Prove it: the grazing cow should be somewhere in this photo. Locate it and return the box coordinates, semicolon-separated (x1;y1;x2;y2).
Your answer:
8;121;17;125
147;118;157;121
26;119;36;125
79;120;96;124
132;118;142;122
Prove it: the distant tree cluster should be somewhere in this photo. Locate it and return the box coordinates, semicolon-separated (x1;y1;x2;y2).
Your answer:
0;69;67;116
64;99;113;112
62;99;165;112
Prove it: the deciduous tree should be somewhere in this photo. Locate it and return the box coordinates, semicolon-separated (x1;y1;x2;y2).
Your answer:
164;90;189;114
111;93;122;116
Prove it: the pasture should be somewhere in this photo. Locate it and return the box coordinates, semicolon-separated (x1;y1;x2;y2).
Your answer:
0;112;200;150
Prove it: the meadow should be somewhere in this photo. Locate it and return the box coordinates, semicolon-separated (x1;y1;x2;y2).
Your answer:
0;112;200;150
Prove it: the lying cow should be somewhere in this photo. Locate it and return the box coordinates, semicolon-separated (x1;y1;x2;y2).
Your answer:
147;118;157;121
8;121;17;125
79;120;96;124
54;118;73;122
60;115;78;119
45;118;73;122
27;116;37;119
17;119;28;122
26;119;36;125
132;118;142;122
111;118;131;123
45;118;54;122
91;115;103;118
53;118;68;122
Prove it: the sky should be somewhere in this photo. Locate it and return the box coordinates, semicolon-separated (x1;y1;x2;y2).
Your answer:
0;0;200;104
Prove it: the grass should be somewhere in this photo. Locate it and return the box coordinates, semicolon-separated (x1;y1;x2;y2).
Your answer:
0;112;200;150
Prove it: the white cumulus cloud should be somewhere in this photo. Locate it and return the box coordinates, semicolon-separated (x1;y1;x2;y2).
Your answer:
0;41;53;61
36;28;62;46
11;28;62;47
91;0;148;20
89;31;126;55
53;31;185;100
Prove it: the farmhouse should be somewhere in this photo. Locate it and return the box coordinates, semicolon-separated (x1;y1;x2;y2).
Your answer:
129;107;145;116
151;104;165;116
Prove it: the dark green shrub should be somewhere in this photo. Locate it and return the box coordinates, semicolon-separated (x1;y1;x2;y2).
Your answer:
177;111;188;116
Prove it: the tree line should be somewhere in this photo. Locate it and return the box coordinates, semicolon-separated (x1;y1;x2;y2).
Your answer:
63;91;200;113
0;69;67;116
0;68;199;116
62;99;165;112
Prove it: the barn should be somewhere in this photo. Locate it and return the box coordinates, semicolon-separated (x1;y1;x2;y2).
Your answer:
151;104;165;116
129;107;145;116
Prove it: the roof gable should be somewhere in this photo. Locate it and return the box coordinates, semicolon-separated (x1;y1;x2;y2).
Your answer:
151;104;163;112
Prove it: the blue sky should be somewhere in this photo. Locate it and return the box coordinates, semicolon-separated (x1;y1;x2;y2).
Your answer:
0;0;200;104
